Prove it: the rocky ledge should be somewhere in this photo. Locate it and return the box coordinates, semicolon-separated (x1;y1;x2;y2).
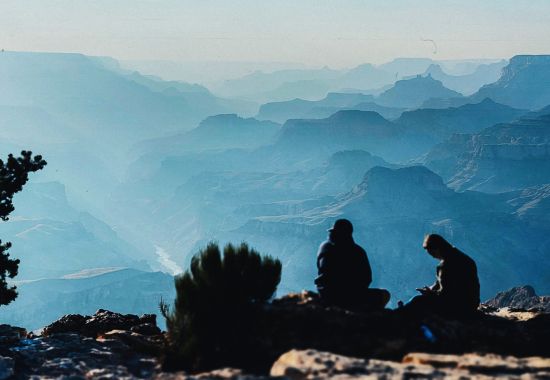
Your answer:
0;290;549;378
0;309;164;379
270;349;550;379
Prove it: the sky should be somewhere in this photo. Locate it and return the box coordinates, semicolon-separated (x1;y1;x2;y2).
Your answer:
1;0;550;68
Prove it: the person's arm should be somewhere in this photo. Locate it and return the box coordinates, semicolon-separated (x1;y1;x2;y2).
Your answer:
362;248;373;288
435;261;451;297
315;242;333;287
416;264;441;294
429;280;441;291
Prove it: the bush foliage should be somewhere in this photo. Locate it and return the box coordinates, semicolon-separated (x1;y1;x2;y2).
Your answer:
0;151;46;306
161;241;281;371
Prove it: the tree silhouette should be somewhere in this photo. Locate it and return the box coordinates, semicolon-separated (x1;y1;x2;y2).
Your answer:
161;241;281;371
0;151;46;306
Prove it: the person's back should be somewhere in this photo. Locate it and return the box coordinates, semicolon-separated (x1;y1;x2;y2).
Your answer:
315;238;372;303
403;234;480;316
315;219;389;311
437;247;480;312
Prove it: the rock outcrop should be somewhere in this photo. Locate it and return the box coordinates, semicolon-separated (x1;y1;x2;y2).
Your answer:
257;291;550;369
485;285;550;312
0;310;165;378
0;290;549;378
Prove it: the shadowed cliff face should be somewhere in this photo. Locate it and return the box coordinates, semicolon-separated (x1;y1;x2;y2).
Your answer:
424;112;550;193
271;110;426;162
376;75;463;109
131;114;281;159
396;98;527;142
471;55;550;110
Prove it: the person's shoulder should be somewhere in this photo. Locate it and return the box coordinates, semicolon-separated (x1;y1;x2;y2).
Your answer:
354;241;366;251
353;242;367;255
452;248;477;265
318;240;334;255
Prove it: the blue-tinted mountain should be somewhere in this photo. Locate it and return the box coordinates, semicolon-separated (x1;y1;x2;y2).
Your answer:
419;97;469;109
229;166;550;300
0;105;77;146
470;55;550;110
0;51;250;147
132;114;280;158
337;63;397;90
349;102;405;120
215;58;496;104
376;75;463;109
256;93;375;123
1;268;174;330
277;110;397;145
110;148;395;273
424;112;550;192
423;60;506;95
124;71;211;94
215;67;341;102
396;98;527;141
378;58;436;77
215;59;443;103
271;110;419;162
271;109;450;163
0;181;151;280
258;80;334;103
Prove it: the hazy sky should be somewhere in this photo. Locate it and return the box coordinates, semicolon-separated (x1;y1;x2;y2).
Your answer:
1;0;549;67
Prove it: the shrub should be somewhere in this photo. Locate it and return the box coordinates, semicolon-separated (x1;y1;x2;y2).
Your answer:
161;241;282;371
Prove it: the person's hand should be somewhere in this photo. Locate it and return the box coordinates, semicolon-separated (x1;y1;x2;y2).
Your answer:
416;286;432;295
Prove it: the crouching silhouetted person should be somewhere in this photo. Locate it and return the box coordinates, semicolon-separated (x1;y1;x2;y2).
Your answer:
403;234;480;316
315;219;390;311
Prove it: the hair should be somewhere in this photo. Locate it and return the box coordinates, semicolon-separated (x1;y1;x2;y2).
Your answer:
423;234;453;251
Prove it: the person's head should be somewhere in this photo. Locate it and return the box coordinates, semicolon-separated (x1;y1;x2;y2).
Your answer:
328;219;354;243
423;234;452;259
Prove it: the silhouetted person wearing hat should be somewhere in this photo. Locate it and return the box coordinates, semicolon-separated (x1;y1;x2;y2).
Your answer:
315;219;390;311
403;234;480;316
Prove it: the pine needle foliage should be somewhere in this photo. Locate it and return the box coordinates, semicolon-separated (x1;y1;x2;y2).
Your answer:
161;241;282;371
0;151;46;305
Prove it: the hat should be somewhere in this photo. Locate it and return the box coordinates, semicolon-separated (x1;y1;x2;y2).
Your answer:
328;219;353;235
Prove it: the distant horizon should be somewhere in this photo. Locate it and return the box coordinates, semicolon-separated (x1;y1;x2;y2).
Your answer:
1;48;511;68
2;1;549;68
1;49;516;85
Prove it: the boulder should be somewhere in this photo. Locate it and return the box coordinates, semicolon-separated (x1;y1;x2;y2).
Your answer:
98;329;164;355
271;349;550;379
0;324;27;344
41;314;87;336
42;309;161;337
0;356;14;380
